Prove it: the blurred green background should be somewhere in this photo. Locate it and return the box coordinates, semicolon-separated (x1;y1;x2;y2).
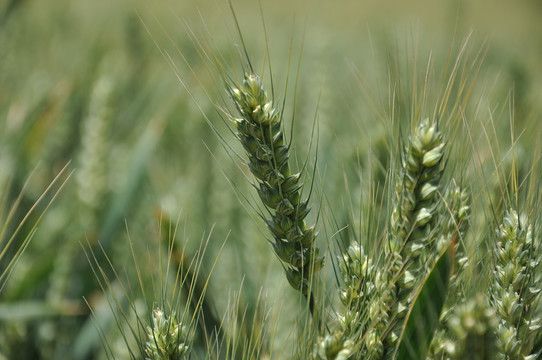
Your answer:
0;0;541;358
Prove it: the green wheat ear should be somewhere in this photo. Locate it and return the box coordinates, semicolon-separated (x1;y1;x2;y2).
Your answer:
427;182;472;359
145;308;190;360
318;119;451;360
445;294;498;359
229;73;323;301
314;241;377;359
386;118;446;347
349;118;448;359
490;209;542;359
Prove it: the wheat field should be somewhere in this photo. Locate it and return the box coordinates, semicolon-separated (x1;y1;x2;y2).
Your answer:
0;0;541;359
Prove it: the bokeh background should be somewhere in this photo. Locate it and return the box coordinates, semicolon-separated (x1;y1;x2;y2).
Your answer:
1;0;541;358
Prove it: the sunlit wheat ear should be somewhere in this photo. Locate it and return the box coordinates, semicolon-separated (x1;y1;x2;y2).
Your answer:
383;118;446;346
228;73;323;302
389;118;445;266
490;209;542;359
317;120;449;360
439;181;471;263
145;308;190;360
436;181;472;311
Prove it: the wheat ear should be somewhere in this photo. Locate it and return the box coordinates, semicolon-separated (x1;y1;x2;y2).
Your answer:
427;182;472;359
444;294;498;359
490;209;541;359
145;308;190;360
229;73;323;303
318;120;448;359
361;119;446;358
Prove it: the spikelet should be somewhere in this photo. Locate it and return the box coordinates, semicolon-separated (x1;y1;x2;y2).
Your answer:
229;74;323;297
314;331;353;360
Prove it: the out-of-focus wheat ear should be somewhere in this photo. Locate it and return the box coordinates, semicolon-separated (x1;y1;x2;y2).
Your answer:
75;76;112;216
443;294;498;359
313;241;372;359
490;209;541;359
48;76;112;307
228;73;323;308
427;180;472;359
